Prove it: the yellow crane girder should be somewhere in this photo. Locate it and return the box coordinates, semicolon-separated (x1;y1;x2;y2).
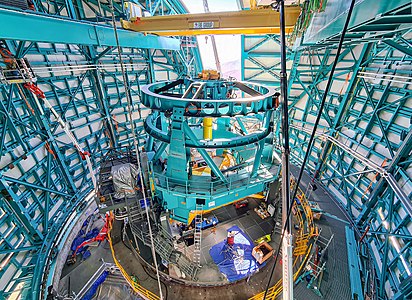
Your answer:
121;6;301;36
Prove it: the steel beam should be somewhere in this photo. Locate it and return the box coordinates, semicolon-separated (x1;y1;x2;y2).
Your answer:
0;245;38;255
303;0;411;44
0;178;44;241
0;175;71;197
121;6;301;36
0;7;180;50
358;128;412;223
182;122;228;184
384;39;412;57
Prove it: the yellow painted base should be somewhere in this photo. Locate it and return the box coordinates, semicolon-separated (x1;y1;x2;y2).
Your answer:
187;194;264;224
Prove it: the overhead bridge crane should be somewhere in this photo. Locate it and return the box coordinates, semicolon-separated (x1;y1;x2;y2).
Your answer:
121;5;300;36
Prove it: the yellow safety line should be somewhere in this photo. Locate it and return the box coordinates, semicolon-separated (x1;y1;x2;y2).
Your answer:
107;217;160;300
252;244;314;300
249;182;318;300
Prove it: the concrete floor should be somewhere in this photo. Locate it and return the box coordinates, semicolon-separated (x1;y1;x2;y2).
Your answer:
102;196;284;299
59;167;353;300
115;240;283;300
182;197;276;268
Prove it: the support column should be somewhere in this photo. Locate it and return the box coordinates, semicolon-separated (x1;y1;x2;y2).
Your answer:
183;122;228;183
203;117;213;140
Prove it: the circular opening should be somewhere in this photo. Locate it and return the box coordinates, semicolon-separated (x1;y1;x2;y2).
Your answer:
218;103;229;115
233;102;242;114
187;103;199;115
255;99;263;111
246;101;253;113
202;103;215;115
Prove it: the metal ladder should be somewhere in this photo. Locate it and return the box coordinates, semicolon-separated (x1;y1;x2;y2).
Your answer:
193;204;203;267
274;201;283;235
129;218;199;280
304;232;335;296
125;196;147;224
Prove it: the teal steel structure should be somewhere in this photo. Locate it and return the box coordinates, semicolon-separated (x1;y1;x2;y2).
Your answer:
0;0;202;299
141;78;280;222
240;1;412;299
0;0;411;299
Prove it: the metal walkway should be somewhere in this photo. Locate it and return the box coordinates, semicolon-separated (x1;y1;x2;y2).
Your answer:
290;165;352;300
126;198;199;280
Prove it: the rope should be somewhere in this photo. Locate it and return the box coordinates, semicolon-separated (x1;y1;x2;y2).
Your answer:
339;72;351;95
16;84;35;115
45;142;57;159
109;1;164;299
361;158;387;200
107;215;160;300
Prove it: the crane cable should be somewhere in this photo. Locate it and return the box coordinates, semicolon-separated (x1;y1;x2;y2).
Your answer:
263;0;357;298
109;1;164;299
202;0;222;74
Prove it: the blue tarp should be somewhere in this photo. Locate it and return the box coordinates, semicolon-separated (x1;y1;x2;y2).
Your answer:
209;225;265;282
81;270;109;300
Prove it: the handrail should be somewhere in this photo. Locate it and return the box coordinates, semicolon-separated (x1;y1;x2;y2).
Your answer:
74;262;113;299
249;179;318;300
97;190;151;209
151;163;276;196
107;215;160;300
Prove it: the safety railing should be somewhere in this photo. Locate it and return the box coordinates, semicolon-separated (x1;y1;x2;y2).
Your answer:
74;262;113;299
251;244;314;300
107;215;160;300
249;178;318;300
150;163;277;196
292;181;317;256
96;190;149;210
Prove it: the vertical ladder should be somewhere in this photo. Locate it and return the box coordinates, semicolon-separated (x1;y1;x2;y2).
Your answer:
193;204;203;267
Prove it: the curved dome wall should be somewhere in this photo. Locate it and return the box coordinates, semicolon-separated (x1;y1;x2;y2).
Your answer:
241;1;412;298
0;1;202;299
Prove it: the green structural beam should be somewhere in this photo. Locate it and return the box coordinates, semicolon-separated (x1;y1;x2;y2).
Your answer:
0;7;180;50
303;0;411;44
345;226;364;300
383;39;412;57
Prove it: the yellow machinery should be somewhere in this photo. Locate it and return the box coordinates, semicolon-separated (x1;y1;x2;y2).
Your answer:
203;117;213;140
121;6;300;36
198;69;220;80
